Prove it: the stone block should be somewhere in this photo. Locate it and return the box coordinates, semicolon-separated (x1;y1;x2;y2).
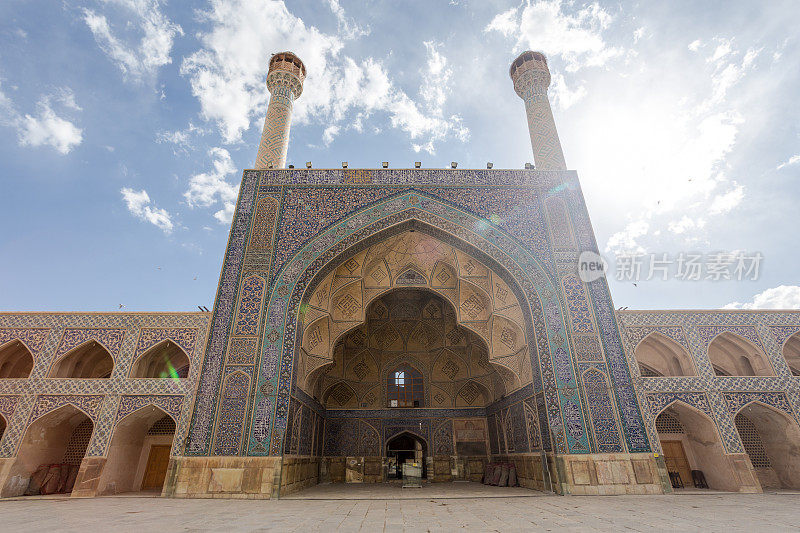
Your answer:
632;459;653;484
570;460;591;485
208;468;244;492
71;457;106;498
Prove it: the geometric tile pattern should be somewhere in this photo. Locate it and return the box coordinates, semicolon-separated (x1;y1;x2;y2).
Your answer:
510;53;567;171
233;275;265;336
562;274;596;334
0;312;210;459
55;328;126;359
619;310;800;455
581;368;623;452
183;168;653;461
0;328;49;356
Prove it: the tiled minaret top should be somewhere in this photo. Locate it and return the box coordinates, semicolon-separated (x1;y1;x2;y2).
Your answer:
254;51;306;170
510;51;567;171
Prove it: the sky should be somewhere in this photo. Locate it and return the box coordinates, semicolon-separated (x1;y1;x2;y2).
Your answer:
0;0;799;313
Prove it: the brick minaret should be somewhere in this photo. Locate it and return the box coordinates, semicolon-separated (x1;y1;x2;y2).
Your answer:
510;51;567;170
254;52;306;169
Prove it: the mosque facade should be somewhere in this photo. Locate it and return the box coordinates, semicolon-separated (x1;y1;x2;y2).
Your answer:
1;51;799;499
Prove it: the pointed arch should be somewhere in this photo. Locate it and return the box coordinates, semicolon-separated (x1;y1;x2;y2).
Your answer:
0;339;34;378
98;404;177;495
708;332;773;376
130;339;190;379
386;430;428;478
780;331;800;375
0;413;7;441
226;196;629;458
654;401;742;491
635;331;695;377
49;340;114;378
732;401;800;489
386;429;429;451
10;404;93;496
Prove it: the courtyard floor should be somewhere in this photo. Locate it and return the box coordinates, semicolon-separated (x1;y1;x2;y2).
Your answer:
2;483;799;532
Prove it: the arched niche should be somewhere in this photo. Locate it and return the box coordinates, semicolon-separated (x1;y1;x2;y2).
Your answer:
307;289;521;408
295;230;532;399
781;332;800;375
0;340;34;378
386;431;428;479
130;340;190;378
9;405;93;496
655;402;741;491
49;340;114;378
707;332;773;376
634;332;695;377
0;413;6;441
97;406;177;495
294;230;528;382
734;402;800;489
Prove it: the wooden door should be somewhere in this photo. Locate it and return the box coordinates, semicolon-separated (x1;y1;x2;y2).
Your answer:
141;445;171;490
662;440;692;488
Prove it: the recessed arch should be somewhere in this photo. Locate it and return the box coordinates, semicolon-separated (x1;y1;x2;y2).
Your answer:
307;288;519;409
49;340;114;378
780;331;800;375
97;405;177;495
296;228;533;392
130;339;190;379
237;205;590;458
386;430;428;479
634;331;695;377
0;413;7;442
0;339;34;378
654;401;742;491
707;332;773;376
8;404;93;496
733;401;800;489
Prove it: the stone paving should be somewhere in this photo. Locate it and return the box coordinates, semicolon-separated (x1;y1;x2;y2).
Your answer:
2;484;800;532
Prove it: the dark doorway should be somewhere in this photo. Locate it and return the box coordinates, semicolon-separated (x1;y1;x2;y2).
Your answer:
386;432;427;479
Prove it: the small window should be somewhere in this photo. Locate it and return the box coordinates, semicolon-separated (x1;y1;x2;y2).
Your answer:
387;365;423;407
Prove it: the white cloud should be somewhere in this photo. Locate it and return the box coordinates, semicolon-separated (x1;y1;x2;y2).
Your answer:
156;122;207;154
120;187;174;233
708;38;733;63
633;27;645;43
322;125;339;146
82;0;183;81
725;285;800;310
0;84;83;154
605;220;649;255
688;39;702;52
550;72;587;110
668;215;706;235
484;7;518;38
184;147;240;223
486;0;621;72
708;184;744;215
327;0;369;39
181;0;467;153
777;155;800;170
565;34;762;253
